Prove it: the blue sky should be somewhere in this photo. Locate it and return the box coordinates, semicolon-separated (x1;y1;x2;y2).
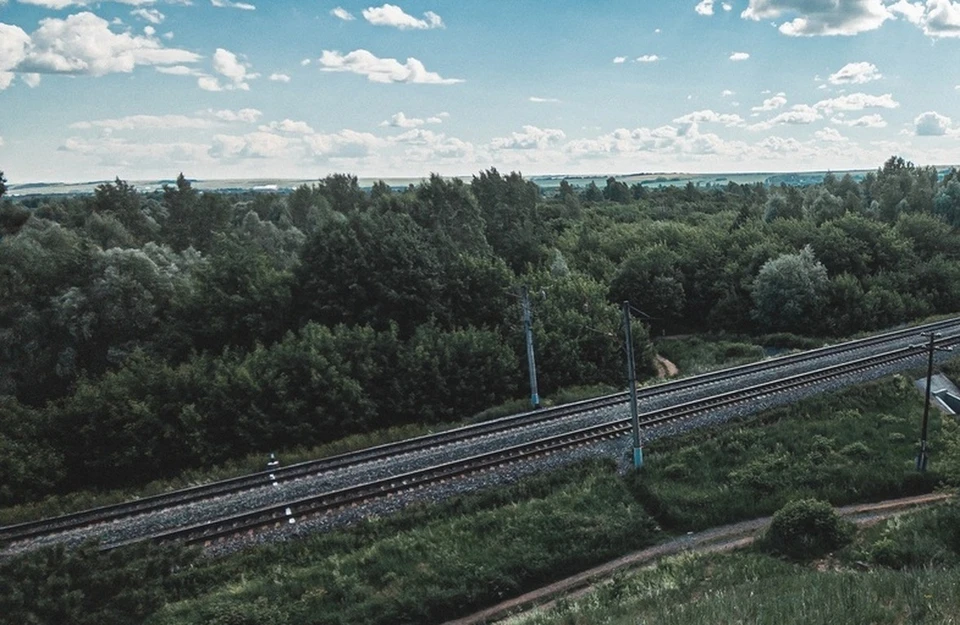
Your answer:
1;0;959;183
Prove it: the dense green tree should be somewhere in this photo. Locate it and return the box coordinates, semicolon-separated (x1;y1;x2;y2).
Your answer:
751;245;829;332
471;168;546;272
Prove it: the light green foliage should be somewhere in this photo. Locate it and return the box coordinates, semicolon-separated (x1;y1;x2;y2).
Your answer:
752;245;828;332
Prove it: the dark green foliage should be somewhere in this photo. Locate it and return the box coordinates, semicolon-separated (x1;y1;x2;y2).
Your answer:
862;502;960;569
0;542;199;625
764;498;855;560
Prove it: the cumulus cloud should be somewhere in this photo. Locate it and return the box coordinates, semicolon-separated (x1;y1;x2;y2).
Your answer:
317;49;463;84
741;0;891;36
695;0;715;16
21;72;41;87
491;125;566;150
752;95;787;111
831;113;887;127
362;4;444;29
211;0;256;10
828;61;882;84
613;56;627;63
722;2;733;9
198;48;257;91
210;108;262;123
729;51;750;60
529;96;561;103
673;109;745;127
721;89;735;96
636;54;662;62
302;129;383;159
211;131;291;159
268;73;291;82
814;127;848;142
389;129;474;160
156;64;201;76
813;92;899;112
1;11;198;87
70;109;263;131
749;104;821;129
131;8;165;24
890;0;960;38
331;6;355;20
259;119;315;134
380;112;426;128
915;111;953;135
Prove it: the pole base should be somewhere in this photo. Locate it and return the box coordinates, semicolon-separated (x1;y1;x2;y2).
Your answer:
633;447;644;470
916;452;929;473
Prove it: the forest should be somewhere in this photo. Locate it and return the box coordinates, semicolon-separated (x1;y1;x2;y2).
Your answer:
1;156;960;505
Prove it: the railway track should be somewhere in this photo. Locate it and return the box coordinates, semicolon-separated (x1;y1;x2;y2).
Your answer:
137;336;960;548
3;317;959;551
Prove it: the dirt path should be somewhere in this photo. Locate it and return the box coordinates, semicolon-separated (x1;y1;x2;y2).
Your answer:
655;355;679;379
441;493;952;625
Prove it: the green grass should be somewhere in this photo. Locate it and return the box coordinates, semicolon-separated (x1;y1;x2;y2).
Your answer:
655;336;767;374
509;501;960;625
628;375;942;531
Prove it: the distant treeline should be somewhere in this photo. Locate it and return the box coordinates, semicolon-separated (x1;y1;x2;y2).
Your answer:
1;156;959;503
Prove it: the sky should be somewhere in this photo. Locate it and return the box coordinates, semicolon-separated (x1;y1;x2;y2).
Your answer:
1;0;960;183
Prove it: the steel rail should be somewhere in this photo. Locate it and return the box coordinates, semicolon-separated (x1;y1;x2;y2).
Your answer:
117;336;955;549
4;316;959;546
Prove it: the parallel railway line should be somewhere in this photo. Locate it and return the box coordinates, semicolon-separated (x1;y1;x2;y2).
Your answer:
3;317;959;552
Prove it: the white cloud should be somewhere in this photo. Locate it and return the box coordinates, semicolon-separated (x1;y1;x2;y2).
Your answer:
813;92;899;112
696;0;715;16
268;73;291;82
915;111;953;135
529;96;561;103
199;47;257;91
814;127;848;142
362;4;444;29
4;12;199;81
331;6;355;20
673;109;745;126
890;0;960;38
831;113;887;127
636;54;662;62
59;135;212;170
613;56;627;63
211;0;256;10
22;72;41;87
721;89;735;96
71;114;216;131
741;0;891;36
0;136;4;148
749;104;821;129
302;129;383;159
210;108;262;123
389;129;474;161
729;51;750;60
212;131;291;159
131;8;165;24
300;58;311;66
491;125;566;150
156;64;201;76
317;49;463;84
752;95;787;111
380;112;425;128
828;61;881;85
259;119;315;134
722;2;733;10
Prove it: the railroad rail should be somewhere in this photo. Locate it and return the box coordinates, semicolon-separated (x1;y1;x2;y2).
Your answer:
137;336;959;548
3;317;959;549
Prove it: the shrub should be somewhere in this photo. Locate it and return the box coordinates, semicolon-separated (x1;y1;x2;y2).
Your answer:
764;498;855;560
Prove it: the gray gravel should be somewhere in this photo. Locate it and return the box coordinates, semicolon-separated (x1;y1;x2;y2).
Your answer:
3;327;957;557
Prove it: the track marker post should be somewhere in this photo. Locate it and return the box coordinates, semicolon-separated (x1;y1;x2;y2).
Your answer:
622;301;643;469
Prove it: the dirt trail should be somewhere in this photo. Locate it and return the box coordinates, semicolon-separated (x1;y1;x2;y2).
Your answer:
441;492;952;625
655;355;679;379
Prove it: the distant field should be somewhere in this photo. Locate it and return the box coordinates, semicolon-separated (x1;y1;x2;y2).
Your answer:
6;169;892;197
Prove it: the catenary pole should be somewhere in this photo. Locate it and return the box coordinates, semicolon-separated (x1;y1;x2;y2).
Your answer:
623;301;643;469
521;286;540;409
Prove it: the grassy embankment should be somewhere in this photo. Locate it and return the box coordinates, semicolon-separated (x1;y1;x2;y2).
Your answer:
4;369;955;625
507;499;960;625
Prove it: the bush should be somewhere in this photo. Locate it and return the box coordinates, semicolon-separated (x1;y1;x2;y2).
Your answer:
764;499;855;560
